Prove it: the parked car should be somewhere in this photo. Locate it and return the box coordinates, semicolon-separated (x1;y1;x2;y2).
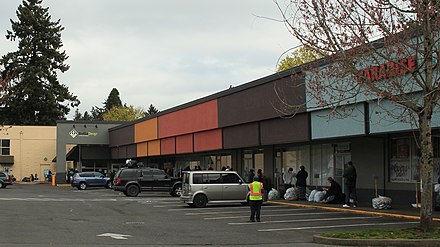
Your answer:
180;171;248;208
113;167;182;197
0;172;13;188
71;172;111;190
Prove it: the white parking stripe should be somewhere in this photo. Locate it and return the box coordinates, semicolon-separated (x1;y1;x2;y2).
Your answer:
186;208;314;216
258;221;419;232
168;205;285;211
205;212;338;220
228;216;382;225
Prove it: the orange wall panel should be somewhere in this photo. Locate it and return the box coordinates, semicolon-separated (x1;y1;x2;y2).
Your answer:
136;142;148;157
158;100;218;138
148;140;161;156
135;118;158;143
194;129;222;152
161;137;175;155
176;134;193;154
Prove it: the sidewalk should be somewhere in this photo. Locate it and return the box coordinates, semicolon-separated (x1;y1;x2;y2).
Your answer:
268;199;440;221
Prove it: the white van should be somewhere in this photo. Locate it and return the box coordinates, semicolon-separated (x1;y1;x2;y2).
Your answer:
180;171;249;208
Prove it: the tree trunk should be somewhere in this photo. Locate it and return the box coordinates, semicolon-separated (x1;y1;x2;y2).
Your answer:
418;106;434;232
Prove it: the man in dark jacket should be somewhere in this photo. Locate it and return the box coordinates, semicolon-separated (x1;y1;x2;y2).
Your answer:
322;177;343;204
343;161;357;207
295;165;308;200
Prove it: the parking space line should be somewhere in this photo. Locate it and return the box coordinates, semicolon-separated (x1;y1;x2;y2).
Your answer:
228;215;381;225
258;221;419;232
205;211;339;220
168;205;285;211
186;208;314;216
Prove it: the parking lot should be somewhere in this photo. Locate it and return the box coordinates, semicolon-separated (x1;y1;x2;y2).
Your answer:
0;184;418;246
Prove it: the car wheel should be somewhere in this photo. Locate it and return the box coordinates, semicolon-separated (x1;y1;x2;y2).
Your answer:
105;181;112;189
193;194;207;208
126;185;140;197
78;182;87;190
0;182;3;189
171;185;182;197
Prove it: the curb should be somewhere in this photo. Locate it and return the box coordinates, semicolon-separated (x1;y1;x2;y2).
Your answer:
268;201;440;221
313;234;440;247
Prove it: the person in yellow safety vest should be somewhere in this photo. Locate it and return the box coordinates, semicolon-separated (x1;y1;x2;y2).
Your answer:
248;176;263;222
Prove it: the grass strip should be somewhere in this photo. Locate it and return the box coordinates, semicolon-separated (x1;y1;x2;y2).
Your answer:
321;227;440;239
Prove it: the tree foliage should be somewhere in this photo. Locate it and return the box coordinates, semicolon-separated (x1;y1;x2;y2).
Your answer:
104;88;122;112
102;105;145;122
275;0;440;231
146;104;159;115
0;0;79;125
277;46;325;72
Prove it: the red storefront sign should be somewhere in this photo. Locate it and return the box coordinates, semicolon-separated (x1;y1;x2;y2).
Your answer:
358;56;417;82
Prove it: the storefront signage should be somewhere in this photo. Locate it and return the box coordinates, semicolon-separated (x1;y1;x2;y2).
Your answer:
358;56;416;83
69;128;98;138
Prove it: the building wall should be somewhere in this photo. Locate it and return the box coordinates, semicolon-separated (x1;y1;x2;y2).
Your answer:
0;126;56;181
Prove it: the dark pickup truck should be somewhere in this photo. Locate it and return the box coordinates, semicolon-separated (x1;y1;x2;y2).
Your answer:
113;167;182;197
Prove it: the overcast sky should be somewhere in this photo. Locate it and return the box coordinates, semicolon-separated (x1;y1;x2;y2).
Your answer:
0;0;298;119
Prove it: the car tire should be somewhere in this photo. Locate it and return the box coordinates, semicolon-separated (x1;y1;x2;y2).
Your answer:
193;194;207;208
105;181;112;189
0;182;3;189
171;185;182;197
125;184;140;197
78;182;87;190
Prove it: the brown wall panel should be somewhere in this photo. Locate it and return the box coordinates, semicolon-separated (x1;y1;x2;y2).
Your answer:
223;123;259;149
111;147;119;159
126;144;137;158
109;125;135;147
137;142;148;157
148;140;161;156
260;113;310;145
176;134;193;154
194;129;222;152
135;118;158;143
218;76;305;127
161;137;176;155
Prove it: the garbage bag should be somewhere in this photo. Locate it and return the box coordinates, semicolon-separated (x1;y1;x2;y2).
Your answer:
308;189;317;202
372;195;392;209
314;191;326;202
284;187;298;201
268;188;280;201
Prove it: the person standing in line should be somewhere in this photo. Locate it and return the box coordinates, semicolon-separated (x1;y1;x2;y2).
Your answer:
248;176;263;222
248;168;255;183
283;168;294;195
295;165;308;200
343;161;357;208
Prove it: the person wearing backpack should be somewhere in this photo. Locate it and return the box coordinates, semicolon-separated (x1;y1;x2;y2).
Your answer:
343;161;357;208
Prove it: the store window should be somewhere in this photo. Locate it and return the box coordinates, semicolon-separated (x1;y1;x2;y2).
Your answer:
390;136;440;183
1;139;10;155
311;144;334;186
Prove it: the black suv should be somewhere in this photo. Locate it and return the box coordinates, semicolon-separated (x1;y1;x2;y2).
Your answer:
0;172;13;188
113;167;182;197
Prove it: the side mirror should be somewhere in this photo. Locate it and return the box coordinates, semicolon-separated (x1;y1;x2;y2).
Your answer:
239;179;243;184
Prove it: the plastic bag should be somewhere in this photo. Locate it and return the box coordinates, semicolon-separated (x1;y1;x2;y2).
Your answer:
268;188;280;201
372;195;392;209
308;189;317;202
284;187;298;201
314;191;326;202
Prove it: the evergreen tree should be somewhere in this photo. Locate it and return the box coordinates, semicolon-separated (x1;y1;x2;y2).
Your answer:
146;104;159;115
0;0;79;125
104;88;122;111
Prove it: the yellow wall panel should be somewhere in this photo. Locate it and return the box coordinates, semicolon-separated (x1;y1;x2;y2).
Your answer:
135;118;158;143
136;142;148;157
148;140;160;156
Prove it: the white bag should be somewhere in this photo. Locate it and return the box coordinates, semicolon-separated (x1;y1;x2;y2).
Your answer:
284;187;298;201
372;195;392;209
268;188;280;200
308;189;317;202
314;191;326;202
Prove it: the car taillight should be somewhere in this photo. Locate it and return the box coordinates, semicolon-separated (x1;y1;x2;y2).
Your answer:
5;177;10;181
74;177;78;181
116;178;121;184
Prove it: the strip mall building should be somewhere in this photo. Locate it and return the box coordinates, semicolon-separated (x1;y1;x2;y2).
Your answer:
55;56;440;205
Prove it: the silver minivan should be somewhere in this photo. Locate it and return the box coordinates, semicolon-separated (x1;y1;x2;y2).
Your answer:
180;171;248;207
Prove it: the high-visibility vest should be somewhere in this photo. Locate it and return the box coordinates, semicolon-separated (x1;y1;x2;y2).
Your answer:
248;181;263;200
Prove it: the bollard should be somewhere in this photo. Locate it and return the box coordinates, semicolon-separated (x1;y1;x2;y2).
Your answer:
51;174;56;186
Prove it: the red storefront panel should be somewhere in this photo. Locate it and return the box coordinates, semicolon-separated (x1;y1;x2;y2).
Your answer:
158;100;218;138
194;129;222;152
176;134;193;154
161;137;176;155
